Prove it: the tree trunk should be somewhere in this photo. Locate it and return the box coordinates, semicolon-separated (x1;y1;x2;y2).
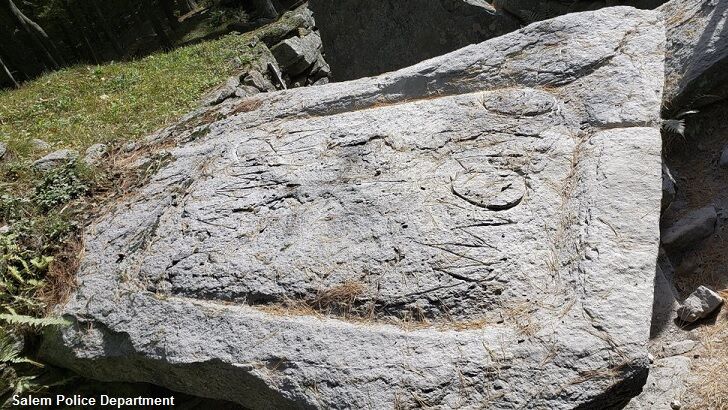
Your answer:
0;53;19;88
2;0;61;69
0;24;43;78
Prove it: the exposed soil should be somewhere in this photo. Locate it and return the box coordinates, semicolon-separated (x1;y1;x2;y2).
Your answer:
663;100;728;297
655;99;728;409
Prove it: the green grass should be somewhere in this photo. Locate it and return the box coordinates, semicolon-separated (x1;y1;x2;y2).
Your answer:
0;32;255;158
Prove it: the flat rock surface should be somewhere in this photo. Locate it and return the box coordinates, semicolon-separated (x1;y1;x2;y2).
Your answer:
626;356;691;410
42;7;665;409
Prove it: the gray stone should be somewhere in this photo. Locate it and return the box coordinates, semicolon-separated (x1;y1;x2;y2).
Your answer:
0;141;6;159
241;69;275;92
271;31;322;76
201;76;241;106
122;142;139;153
651;248;680;338
255;5;316;48
31;138;51;150
32;149;79;171
41;8;665;409
625;356;691;410
660;0;728;113
309;0;665;81
248;42;279;77
83;143;108;165
662;206;717;251
662;163;677;210
677;285;724;322
662;340;698;357
234;85;261;98
309;54;331;81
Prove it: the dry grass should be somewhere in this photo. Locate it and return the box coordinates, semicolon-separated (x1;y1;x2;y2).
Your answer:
36;237;83;311
688;295;728;410
255;282;492;332
309;281;368;317
230;98;264;115
501;301;541;337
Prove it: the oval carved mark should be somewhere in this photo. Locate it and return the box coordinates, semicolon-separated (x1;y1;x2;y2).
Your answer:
451;171;525;211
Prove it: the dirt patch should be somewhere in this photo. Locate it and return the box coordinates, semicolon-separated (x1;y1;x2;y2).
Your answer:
660;99;728;409
662;100;728;297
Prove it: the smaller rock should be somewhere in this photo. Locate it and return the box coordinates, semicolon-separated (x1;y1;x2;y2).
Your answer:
719;146;728;168
676;285;723;323
83;143;108;165
662;206;717;251
662;164;676;210
32;149;79;171
123;142;139;153
242;70;275;92
271;32;322;76
0;141;6;159
308;53;331;84
31;138;51;150
662;340;698;357
202;76;241;106
235;86;261;98
670;400;681;410
0;225;9;234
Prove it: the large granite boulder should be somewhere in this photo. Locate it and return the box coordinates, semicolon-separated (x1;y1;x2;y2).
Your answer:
308;0;667;81
41;7;665;409
491;0;667;24
660;0;728;113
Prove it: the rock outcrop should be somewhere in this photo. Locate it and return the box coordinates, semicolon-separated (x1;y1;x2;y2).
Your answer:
41;7;665;409
309;0;667;81
660;0;728;113
32;149;79;171
202;6;330;106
